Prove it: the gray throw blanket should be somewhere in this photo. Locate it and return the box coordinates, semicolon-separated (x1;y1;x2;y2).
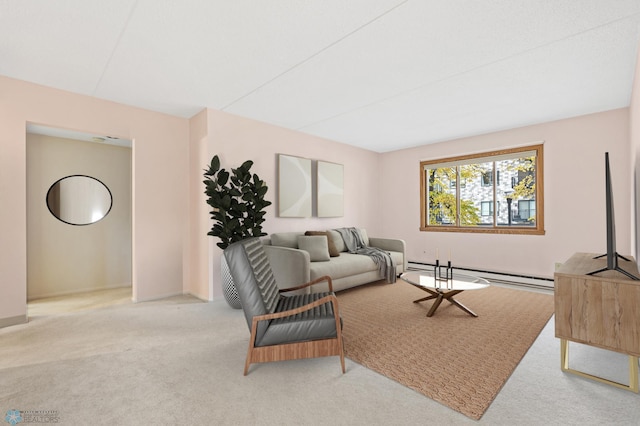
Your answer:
336;227;397;283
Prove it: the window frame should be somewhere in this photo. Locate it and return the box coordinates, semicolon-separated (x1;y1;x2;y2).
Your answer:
419;144;544;235
480;170;493;187
516;199;536;222
480;201;493;217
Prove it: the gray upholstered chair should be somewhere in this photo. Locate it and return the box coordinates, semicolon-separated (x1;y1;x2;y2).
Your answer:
223;237;345;375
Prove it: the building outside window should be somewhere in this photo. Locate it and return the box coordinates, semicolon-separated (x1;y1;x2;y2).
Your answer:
481;170;500;187
516;200;536;222
481;170;492;187
420;144;544;235
481;201;493;216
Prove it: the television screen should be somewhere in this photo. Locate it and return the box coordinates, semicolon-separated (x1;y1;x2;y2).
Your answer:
587;152;639;280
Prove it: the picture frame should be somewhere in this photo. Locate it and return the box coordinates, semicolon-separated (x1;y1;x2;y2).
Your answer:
317;160;344;217
278;154;312;217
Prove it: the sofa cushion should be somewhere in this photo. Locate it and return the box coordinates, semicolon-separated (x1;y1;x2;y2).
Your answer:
309;252;377;279
329;228;369;251
271;232;303;248
309;251;404;280
305;231;340;257
258;292;338;346
327;230;346;252
297;236;330;262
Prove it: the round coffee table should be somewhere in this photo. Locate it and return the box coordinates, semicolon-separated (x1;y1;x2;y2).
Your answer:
400;270;490;317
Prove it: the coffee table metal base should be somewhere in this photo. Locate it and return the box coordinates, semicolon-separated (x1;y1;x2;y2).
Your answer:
413;288;478;317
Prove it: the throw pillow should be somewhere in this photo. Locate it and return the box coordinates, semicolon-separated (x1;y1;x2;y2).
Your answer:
297;236;330;262
305;231;340;257
270;233;301;248
327;230;346;252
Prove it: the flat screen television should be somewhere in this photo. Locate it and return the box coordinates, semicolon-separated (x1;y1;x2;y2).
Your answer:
587;152;639;280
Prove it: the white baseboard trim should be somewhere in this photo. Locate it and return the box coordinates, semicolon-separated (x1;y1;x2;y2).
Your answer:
133;290;185;303
28;284;132;301
407;261;554;291
0;314;28;329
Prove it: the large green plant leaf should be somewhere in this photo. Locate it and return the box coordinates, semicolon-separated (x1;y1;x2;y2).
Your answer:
203;155;272;249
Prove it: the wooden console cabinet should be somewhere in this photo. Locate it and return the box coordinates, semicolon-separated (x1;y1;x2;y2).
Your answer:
554;252;640;392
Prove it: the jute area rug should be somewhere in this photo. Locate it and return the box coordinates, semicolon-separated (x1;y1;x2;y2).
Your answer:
336;280;554;420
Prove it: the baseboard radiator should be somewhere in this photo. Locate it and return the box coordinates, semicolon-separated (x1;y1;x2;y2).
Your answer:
407;261;554;292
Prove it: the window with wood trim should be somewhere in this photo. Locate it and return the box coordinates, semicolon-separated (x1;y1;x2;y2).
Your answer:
420;144;544;235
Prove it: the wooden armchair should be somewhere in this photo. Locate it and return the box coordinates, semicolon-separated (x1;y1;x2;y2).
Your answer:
223;237;345;375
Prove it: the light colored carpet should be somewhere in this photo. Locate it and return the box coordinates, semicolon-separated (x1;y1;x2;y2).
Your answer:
1;287;639;425
27;287;132;318
337;281;555;419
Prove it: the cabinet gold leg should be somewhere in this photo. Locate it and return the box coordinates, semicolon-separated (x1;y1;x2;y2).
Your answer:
560;339;639;393
560;338;569;371
629;355;639;393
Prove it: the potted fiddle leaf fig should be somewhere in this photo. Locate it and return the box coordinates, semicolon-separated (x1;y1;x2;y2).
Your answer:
203;155;272;307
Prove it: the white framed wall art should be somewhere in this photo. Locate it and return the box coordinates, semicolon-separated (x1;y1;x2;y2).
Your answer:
278;154;312;217
317;160;344;217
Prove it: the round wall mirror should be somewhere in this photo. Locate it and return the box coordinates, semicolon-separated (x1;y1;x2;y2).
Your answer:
46;175;113;225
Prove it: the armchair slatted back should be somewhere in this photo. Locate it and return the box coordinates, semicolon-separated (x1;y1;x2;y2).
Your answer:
224;238;280;340
224;237;345;375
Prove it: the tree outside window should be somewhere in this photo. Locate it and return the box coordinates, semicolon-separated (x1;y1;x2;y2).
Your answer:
420;144;544;235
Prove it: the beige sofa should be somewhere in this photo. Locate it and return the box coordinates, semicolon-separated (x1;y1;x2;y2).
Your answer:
262;229;406;293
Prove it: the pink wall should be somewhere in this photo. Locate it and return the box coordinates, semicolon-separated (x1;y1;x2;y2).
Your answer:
3;39;639;321
379;109;631;278
186;109;211;300
630;41;640;261
196;108;382;300
0;76;189;326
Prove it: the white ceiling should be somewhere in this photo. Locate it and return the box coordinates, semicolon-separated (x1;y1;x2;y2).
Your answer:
26;123;132;148
3;1;640;152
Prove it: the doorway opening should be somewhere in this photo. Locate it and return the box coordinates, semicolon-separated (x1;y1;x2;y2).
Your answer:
26;123;133;320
